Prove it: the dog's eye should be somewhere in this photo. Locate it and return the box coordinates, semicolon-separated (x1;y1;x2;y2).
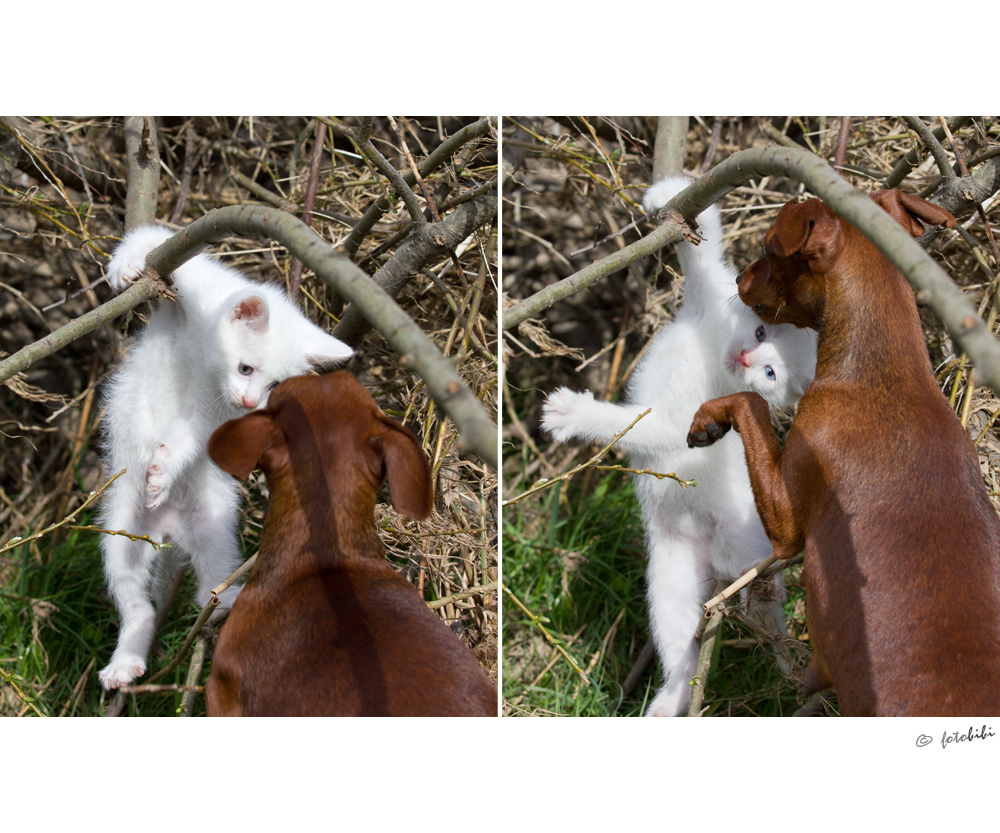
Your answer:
754;304;763;312
755;326;766;342
765;366;775;381
239;363;253;376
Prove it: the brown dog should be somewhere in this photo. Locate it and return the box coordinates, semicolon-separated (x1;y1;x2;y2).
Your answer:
686;189;1000;716
204;371;498;716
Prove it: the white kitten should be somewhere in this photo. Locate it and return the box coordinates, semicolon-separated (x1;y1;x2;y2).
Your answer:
97;225;353;690
542;178;816;716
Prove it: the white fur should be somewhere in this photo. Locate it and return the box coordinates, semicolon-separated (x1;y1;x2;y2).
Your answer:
97;225;353;690
542;178;817;716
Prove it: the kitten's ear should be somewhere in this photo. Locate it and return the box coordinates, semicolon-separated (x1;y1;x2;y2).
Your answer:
303;325;353;366
230;294;270;333
209;411;285;480
369;420;434;520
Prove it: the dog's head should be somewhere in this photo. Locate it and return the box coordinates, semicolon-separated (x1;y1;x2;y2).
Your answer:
736;198;839;330
208;371;434;521
736;189;956;330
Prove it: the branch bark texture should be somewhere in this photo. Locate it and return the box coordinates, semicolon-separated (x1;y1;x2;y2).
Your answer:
334;193;498;346
0;281;159;384
651;117;688;182
933;159;1000;218
123;117;160;231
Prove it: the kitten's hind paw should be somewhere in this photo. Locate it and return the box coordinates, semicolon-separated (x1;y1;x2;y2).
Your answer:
98;656;147;690
145;444;172;508
541;387;596;444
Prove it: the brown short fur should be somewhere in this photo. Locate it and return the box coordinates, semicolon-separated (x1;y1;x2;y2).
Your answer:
686;190;1000;716
204;371;497;716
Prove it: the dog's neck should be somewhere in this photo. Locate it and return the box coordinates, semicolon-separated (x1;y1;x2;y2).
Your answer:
814;231;932;387
248;473;388;588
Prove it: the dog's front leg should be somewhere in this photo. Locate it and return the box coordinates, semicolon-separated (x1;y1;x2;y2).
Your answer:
687;392;803;560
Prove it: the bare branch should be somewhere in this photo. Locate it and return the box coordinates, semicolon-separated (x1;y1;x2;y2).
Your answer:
333;193;497;346
651;116;688;181
901;116;956;182
123;117;160;231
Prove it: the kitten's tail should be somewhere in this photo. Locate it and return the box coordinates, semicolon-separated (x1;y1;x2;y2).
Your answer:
642;176;726;274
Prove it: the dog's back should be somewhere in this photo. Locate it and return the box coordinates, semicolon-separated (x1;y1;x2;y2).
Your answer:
205;372;497;717
210;565;496;716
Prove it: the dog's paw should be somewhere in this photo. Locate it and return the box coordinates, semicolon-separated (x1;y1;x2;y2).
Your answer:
687;401;733;448
541;387;595;444
98;656;147;690
105;226;172;292
686;420;728;448
145;444;172;508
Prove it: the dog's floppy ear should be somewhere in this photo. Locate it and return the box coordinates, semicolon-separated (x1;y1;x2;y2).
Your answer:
869;189;956;238
370;421;434;520
770;199;837;259
209;411;286;480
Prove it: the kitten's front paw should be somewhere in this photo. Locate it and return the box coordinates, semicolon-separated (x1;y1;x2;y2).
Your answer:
98;656;147;690
145;444;173;508
105;226;173;292
541;387;595;444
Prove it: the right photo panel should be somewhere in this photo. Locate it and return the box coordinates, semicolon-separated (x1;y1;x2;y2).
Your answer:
501;116;1000;717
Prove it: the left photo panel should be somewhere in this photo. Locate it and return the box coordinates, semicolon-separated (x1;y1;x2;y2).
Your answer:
0;116;499;717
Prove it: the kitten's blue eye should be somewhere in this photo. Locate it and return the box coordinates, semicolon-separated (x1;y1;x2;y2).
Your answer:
755;326;766;343
765;366;775;381
268;381;279;392
239;363;253;376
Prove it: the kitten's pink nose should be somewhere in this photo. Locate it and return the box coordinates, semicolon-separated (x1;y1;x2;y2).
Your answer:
738;350;752;367
242;395;258;409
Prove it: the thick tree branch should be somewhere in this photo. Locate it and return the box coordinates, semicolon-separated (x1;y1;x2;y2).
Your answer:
0;280;159;384
123;117;160;231
502;218;688;330
651;116;688;182
932;158;1000;218
333;193;497;346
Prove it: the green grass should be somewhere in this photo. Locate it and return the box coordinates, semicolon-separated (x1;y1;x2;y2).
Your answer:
502;461;827;717
0;512;216;717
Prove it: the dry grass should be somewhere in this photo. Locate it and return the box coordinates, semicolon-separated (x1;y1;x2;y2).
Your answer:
0;116;498;716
